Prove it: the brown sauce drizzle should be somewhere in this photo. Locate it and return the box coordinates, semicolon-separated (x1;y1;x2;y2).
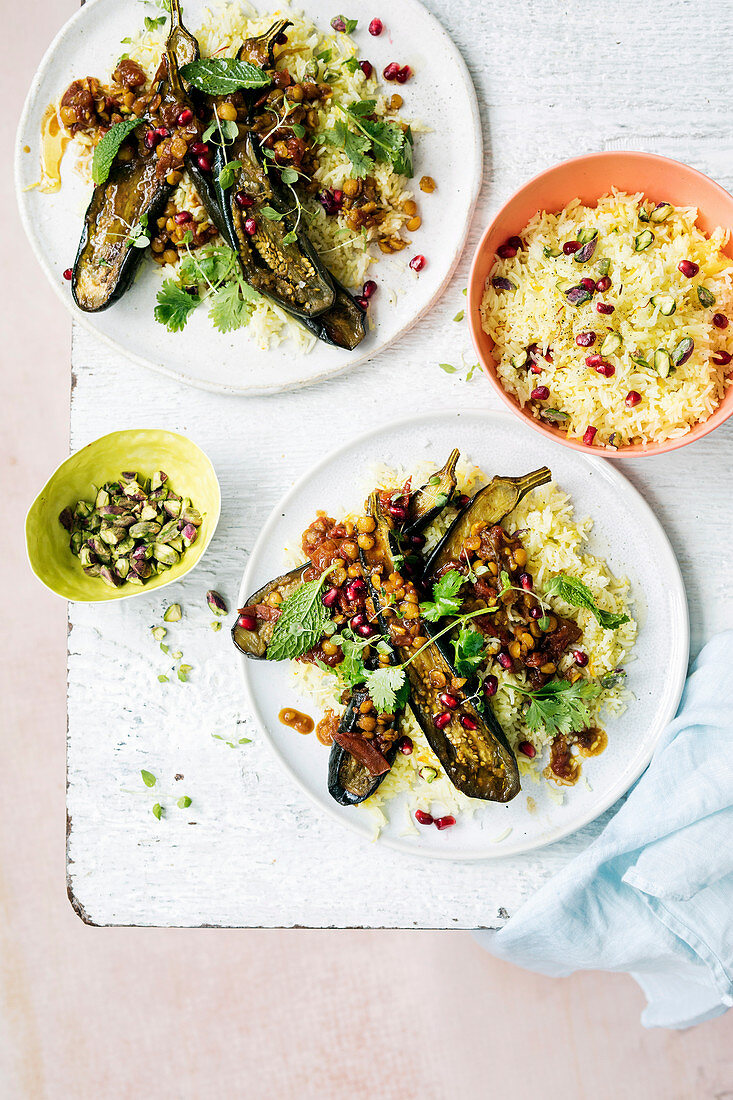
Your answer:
279;708;314;735
545;726;608;786
576;726;608;758
315;709;339;746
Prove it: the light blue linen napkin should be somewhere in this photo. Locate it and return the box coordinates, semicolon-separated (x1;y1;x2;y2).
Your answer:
474;631;733;1029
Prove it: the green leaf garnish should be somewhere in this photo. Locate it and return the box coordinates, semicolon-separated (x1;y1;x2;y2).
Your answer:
513;678;602;738
544;574;630;629
92;118;144;184
208;278;261;333
154;280;198;332
152;803;164;820
217;158;243;190
451;627;486;677
364;665;407;713
141;769;157;787
177;795;192;808
180;58;271;95
316;120;372;178
266;565;337;661
420;569;464;622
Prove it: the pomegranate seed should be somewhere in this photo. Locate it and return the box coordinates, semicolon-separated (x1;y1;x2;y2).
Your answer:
346;578;366;597
190;141;208;155
625;390;642;407
531;386;549;400
595;362;615;377
434;711;451;729
507;236;523;251
356;623;373;638
369;17;384;34
713;313;729;329
395;66;411;83
144;129;159;149
529;606;543;620
276;31;288;44
360;59;373;79
497;242;518;259
595;275;612;292
409;254;426;272
678;260;699;278
484;675;498;697
583;426;597;446
63;268;73;281
197;154;212;172
518;741;536;758
563;241;581;255
154;126;169;138
580;277;596;293
322;587;340;608
237;614;257;630
456;493;470;508
399;736;413;755
439;692;459;709
244;216;257;236
332;189;344;205
460;715;478;731
355;296;369;310
596;302;614;315
387;501;406;520
410;533;425;547
174;211;192;224
575;331;596;347
585;354;603;368
383;62;400;80
362;280;377;299
497;652;512;670
713;351;732;366
177;108;193;126
519;572;533;591
573;649;589;667
318;189;340;215
350;613;365;629
415;810;433;825
435;815;456;830
235;190;254;208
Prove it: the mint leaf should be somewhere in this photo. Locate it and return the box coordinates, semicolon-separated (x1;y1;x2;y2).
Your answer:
544;574;630;630
154;280;198;332
266;567;336;661
217;159;243;190
92;118;143;184
420;569;463;622
180;58;271;95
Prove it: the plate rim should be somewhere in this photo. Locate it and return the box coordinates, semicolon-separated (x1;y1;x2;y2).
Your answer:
236;407;690;860
14;0;483;396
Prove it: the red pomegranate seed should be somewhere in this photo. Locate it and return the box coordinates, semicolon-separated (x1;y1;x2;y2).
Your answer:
63;268;73;281
435;815;456;830
415;810;433;825
507;236;523;251
154;127;169;138
497;652;512;670
235;190;254;208
360;60;373;79
395;66;411;83
596;301;614;314
275;31;288;43
355;296;369;310
484;675;498;697
369;17;384;35
197;154;212;172
573;650;589;667
356;623;373;638
531;386;549;400
238;613;257;630
434;711;451;729
563;241;581;255
346;578;366;598
439;693;459;710
460;715;478;730
595;275;611;292
190;141;208;155
678;260;699;278
576;331;596;347
595;362;615;377
362;280;377;298
713;351;732;366
409;254;426;272
529;605;543;620
144;129;158;149
242;216;256;236
322;587;340;608
350;613;365;629
519;573;533;591
174;211;192;224
177;108;193;126
497;242;518;259
382;62;400;80
399;736;413;755
583;426;598;446
518;741;536;758
585;354;603;368
713;313;729;329
580;277;596;293
625;390;642;407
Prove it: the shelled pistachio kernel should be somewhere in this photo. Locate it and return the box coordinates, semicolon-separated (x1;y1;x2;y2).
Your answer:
163;603;182;622
206;590;228;616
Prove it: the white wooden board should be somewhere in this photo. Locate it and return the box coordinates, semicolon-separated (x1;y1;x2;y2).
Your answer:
66;0;733;927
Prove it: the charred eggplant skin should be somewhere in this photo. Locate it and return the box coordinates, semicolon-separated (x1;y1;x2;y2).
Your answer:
405;448;460;533
328;688;399;805
231;563;310;658
363;492;520;802
72;1;196;312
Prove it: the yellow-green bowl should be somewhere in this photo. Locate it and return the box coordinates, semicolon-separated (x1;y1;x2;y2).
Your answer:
26;429;221;602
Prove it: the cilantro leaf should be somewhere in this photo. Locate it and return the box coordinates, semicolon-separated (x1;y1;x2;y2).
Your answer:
316;120;372;178
365;666;406;713
180;58;271;95
154;280;198;332
544;574;630;630
452;628;486;678
92;118;143;184
420;569;464;622
266;568;336;661
519;678;602;738
358;118;413;177
208;278;261;333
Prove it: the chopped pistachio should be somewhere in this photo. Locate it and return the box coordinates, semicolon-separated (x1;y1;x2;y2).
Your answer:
172;650;183;660
158;674;169;682
210;621;222;632
163;604;182;622
151;626;167;641
206;590;228;616
153;542;179;566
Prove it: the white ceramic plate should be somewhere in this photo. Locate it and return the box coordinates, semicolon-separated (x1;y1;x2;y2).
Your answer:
237;409;689;859
15;0;481;395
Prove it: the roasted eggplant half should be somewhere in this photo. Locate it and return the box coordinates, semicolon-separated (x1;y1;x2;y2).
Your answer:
72;1;196;312
363;492;520;802
423;467;552;578
406;448;460;532
328;686;400;805
232;564;311;658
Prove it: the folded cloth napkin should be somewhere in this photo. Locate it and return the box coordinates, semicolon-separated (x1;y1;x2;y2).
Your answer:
474;631;733;1029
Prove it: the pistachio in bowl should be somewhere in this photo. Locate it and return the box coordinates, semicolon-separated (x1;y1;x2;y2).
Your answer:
26;429;220;602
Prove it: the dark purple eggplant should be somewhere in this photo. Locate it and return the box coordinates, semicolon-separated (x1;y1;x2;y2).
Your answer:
405;448;460;532
328;686;401;805
231;563;311;658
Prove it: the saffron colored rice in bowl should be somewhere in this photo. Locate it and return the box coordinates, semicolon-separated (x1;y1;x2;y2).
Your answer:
283;458;637;839
480;191;733;449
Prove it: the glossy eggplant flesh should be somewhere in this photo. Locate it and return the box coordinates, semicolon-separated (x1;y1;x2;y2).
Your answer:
301;281;366;350
362;492;520;802
423;466;552;579
405;448;460;533
328;687;400;805
238;19;292;68
232;563;310;658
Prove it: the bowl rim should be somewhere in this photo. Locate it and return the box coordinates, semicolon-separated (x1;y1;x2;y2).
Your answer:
467;149;733;458
25;427;221;602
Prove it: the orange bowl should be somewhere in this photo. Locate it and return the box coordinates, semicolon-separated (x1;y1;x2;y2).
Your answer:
467;151;733;456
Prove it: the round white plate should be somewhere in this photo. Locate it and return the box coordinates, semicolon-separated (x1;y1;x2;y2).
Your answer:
15;0;482;395
237;409;689;859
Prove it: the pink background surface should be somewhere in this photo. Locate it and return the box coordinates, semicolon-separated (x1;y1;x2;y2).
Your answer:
2;3;732;1096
